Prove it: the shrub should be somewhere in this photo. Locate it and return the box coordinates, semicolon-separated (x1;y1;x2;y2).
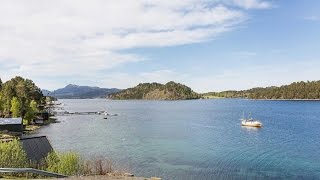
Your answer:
0;139;28;168
0;141;117;177
45;152;116;176
46;151;83;176
91;157;113;175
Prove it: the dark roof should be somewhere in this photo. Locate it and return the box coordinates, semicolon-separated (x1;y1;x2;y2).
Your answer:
20;136;53;163
0;118;22;125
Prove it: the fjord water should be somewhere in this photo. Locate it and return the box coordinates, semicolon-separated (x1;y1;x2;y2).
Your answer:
37;99;320;179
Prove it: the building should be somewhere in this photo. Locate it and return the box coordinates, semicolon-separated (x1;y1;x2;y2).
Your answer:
37;112;49;121
20;136;53;163
34;115;44;125
0;118;23;132
34;118;44;125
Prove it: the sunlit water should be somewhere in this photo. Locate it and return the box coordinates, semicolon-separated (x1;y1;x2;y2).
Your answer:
36;99;320;179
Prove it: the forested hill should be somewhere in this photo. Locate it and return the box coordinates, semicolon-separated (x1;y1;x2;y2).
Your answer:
43;84;120;99
109;81;200;100
203;81;320;99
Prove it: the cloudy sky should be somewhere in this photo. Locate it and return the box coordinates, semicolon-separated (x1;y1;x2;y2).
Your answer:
0;0;319;92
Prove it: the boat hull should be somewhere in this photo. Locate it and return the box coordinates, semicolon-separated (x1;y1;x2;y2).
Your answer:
241;120;262;127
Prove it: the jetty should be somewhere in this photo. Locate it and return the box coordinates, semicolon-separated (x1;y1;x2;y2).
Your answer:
53;111;106;116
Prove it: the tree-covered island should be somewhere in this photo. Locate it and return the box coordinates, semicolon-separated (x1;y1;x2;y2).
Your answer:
109;81;201;100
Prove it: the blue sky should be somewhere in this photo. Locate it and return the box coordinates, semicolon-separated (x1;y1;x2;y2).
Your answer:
0;0;320;92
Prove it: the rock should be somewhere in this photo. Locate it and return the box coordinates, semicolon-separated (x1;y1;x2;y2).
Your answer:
150;177;161;180
124;173;134;177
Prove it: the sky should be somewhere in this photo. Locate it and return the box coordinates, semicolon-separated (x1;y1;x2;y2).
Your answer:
0;0;320;93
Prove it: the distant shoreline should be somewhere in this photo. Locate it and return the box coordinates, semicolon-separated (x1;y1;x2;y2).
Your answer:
58;97;320;101
250;99;320;101
203;97;320;101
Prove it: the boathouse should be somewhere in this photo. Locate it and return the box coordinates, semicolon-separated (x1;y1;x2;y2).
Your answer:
0;118;23;132
37;112;49;121
20;136;53;163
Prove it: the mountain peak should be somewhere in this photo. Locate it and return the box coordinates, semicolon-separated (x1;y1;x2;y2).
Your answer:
65;84;79;88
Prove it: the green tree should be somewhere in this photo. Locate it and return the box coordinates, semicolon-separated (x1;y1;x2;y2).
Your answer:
29;100;38;113
10;97;21;117
0;94;3;117
24;100;38;124
0;76;44;117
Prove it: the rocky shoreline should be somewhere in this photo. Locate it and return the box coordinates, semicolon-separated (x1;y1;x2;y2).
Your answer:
61;174;161;180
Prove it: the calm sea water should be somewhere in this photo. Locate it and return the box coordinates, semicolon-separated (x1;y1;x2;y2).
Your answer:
36;99;320;179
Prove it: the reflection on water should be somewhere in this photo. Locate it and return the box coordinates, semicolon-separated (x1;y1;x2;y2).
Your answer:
241;126;262;132
37;99;320;179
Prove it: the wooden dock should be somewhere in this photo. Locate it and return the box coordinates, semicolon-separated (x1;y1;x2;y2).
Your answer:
53;111;106;116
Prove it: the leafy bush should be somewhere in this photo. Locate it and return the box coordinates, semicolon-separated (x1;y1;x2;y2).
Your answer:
0;139;28;168
46;151;83;176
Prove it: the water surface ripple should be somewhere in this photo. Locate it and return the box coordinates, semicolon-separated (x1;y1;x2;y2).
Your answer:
37;99;320;179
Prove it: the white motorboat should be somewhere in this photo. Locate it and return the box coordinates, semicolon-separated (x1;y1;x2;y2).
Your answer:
241;118;262;127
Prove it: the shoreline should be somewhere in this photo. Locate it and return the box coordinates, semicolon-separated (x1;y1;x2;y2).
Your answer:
249;98;320;101
203;97;320;101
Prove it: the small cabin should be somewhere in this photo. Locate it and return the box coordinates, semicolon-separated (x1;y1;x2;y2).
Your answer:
37;112;49;121
34;116;44;125
0;118;23;132
20;136;53;163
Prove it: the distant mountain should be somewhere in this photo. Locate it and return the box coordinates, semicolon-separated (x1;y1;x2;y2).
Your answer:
41;89;52;96
42;84;120;99
109;81;200;100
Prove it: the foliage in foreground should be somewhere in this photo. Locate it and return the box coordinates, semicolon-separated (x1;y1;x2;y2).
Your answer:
0;139;116;177
45;152;115;176
46;151;83;176
0;139;28;168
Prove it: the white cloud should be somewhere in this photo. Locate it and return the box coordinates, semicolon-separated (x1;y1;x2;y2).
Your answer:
228;0;272;9
0;0;272;89
304;16;319;21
